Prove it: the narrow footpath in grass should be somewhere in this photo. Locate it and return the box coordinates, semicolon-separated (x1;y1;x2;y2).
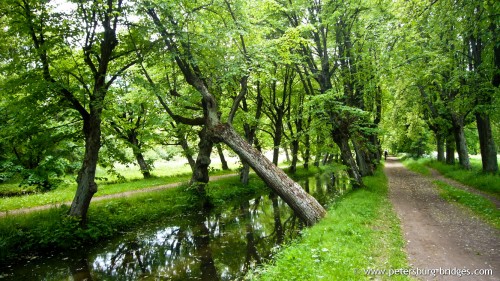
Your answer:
0;174;237;217
386;157;499;281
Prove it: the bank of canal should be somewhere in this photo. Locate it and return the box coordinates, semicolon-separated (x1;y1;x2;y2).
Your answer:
1;170;349;280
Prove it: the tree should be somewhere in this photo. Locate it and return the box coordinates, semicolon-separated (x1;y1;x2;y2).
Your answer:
3;0;137;220
143;0;326;225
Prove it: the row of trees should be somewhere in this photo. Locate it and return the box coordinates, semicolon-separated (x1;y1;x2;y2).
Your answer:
383;0;499;172
0;0;497;225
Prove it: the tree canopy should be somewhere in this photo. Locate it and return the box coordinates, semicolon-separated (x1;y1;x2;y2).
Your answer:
0;0;498;223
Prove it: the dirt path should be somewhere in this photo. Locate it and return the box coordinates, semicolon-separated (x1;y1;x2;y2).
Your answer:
385;157;499;281
0;173;237;218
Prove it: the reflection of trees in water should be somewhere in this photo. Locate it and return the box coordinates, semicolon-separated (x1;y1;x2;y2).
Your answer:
68;258;94;281
85;174;346;280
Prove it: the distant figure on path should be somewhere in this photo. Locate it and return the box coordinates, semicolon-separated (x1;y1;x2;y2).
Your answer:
384;150;388;160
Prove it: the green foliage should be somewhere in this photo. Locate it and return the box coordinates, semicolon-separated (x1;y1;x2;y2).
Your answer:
249;168;410;280
434;180;500;229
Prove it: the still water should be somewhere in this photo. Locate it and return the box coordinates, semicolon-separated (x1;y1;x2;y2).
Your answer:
1;171;349;280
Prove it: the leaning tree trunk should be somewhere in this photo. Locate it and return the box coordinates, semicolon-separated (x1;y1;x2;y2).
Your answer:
69;117;101;220
212;123;326;226
451;115;471;170
476;112;498;173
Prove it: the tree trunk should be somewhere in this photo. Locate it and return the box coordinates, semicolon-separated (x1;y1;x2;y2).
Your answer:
436;133;445;163
284;144;291;163
352;139;373;177
179;136;196;173
212;123;326;226
304;131;311;169
333;133;363;188
129;134;151;178
476;113;498;173
133;148;151;178
446;134;456;165
69;117;100;220
216;143;229;170
289;139;299;174
190;127;214;185
240;163;251;185
451;116;471;170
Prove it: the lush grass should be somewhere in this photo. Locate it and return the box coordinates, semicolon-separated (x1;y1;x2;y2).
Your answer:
248;167;411;281
401;157;431;176
400;157;500;196
434;180;500;229
0;174;267;263
427;160;499;196
0;169;235;212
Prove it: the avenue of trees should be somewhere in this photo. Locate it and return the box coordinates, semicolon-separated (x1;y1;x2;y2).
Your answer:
0;0;498;225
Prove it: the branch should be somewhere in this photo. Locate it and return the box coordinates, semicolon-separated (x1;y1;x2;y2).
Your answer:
105;59;138;89
228;76;248;124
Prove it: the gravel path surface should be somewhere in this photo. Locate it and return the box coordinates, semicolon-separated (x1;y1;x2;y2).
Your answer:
385;157;499;281
0;173;237;217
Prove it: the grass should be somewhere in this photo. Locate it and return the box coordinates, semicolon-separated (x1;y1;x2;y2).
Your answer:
427;160;500;196
433;180;500;229
401;157;431;176
0;169;235;212
400;156;500;196
248;167;411;281
0;174;268;263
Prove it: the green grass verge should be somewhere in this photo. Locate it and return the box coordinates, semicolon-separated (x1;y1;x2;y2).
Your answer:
0;169;235;212
400;157;499;196
0;174;267;263
427;160;499;196
401;157;431;176
248;168;411;281
433;180;500;229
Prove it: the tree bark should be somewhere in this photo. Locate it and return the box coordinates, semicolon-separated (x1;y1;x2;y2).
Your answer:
289;139;299;174
436;133;445;163
303;130;311;169
476;113;498;173
190;127;213;185
216;144;229;170
332;133;363;188
446;133;456;165
133;148;151;178
212;123;326;226
69;117;100;219
179;135;196;172
451;115;471;170
127;133;151;178
352;139;373;177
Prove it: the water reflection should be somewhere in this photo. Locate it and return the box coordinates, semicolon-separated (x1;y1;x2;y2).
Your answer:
1;171;348;280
